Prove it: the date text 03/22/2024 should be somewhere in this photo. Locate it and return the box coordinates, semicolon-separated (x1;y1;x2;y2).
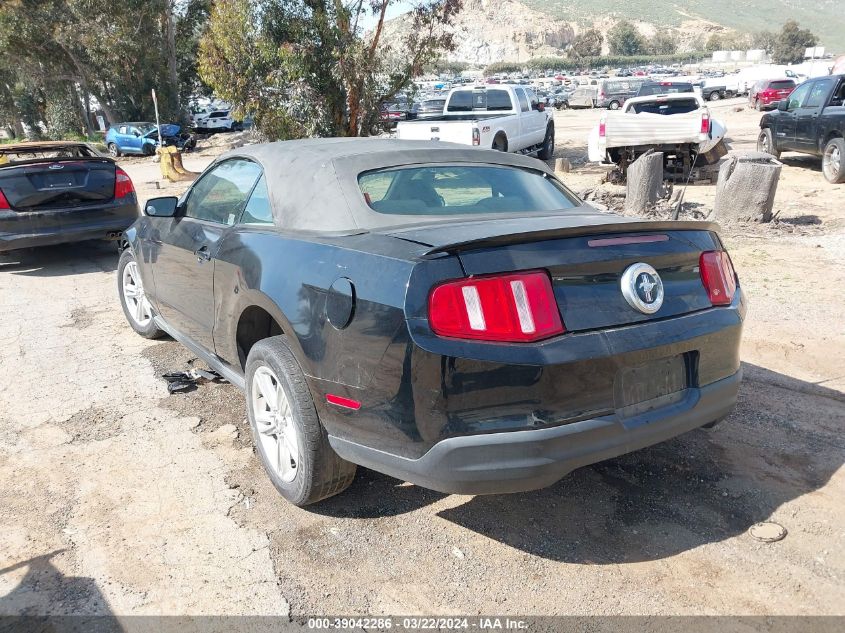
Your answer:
307;617;530;630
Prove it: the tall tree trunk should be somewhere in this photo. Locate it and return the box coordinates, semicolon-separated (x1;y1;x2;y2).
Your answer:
74;84;93;138
164;0;181;118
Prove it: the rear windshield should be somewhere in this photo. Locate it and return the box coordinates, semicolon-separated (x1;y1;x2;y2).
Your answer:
358;165;580;216
447;89;513;112
768;80;796;90
630;98;700;115
638;82;694;96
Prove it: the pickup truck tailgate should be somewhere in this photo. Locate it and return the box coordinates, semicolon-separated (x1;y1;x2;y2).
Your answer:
604;111;705;147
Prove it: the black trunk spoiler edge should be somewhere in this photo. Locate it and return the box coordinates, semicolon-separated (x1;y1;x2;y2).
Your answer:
420;220;721;258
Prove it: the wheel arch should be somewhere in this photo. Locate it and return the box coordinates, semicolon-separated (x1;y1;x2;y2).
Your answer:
232;294;292;370
821;129;843;152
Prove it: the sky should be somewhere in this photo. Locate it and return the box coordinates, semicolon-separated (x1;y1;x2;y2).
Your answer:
357;1;415;31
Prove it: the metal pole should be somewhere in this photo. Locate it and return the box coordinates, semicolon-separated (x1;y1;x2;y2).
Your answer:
152;89;162;149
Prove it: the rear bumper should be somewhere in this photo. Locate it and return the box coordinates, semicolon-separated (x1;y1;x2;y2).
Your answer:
0;203;137;252
329;369;741;495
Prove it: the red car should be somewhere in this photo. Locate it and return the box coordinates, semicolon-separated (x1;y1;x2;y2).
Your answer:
749;79;796;111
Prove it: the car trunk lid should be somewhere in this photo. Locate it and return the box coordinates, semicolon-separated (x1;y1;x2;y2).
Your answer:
385;212;721;332
0;159;116;210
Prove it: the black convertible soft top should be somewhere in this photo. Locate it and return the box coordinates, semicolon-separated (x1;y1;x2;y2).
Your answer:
220;138;584;233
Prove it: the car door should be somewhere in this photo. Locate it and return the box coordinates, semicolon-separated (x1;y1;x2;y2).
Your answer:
152;158;262;348
514;88;532;146
115;126;133;153
212;174;274;367
795;78;835;153
775;82;811;151
522;88;547;146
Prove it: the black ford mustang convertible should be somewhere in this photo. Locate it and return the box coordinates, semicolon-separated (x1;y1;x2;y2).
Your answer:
118;139;744;506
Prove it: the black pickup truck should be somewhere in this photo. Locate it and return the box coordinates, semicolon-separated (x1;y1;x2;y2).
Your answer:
757;74;845;183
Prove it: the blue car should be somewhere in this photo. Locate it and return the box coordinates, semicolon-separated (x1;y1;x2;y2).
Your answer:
105;122;195;157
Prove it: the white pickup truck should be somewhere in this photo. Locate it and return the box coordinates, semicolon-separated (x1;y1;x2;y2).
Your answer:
396;84;555;159
587;93;727;177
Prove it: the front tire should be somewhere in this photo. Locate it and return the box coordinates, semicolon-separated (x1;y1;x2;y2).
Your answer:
118;249;164;339
822;137;845;184
246;336;356;506
537;124;554;160
757;128;780;160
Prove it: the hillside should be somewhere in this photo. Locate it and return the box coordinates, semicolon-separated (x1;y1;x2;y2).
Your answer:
382;0;843;65
524;0;843;52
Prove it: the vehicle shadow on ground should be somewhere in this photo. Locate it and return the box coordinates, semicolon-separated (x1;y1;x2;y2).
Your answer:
0;241;119;277
0;550;124;631
318;362;844;564
779;155;823;173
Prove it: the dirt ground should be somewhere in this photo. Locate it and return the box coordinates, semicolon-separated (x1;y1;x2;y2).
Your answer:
1;99;843;621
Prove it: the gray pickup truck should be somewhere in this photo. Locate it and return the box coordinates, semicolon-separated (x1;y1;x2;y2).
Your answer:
758;74;845;183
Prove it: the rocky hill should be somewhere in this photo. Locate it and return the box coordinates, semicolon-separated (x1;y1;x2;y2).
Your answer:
382;0;843;66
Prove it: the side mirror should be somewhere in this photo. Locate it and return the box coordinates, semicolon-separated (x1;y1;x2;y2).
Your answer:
133;131;141;137
533;102;545;112
777;100;788;112
144;196;179;217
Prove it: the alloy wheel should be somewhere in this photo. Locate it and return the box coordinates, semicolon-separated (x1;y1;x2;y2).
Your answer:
252;366;300;483
824;144;841;182
122;261;152;327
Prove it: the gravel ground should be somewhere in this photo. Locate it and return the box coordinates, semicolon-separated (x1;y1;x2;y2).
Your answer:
0;103;843;620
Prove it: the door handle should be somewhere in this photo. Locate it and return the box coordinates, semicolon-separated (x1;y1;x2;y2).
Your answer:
194;245;211;262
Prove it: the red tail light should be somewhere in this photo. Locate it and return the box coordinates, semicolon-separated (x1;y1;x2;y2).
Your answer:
699;251;737;305
114;167;136;199
599;118;606;138
700;111;711;135
0;188;10;210
472;127;480;146
428;270;565;342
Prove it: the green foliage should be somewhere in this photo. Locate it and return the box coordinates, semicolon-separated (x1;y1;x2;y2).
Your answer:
771;20;817;64
751;30;777;54
198;0;462;140
648;32;677;55
0;0;210;135
45;85;84;139
607;21;646;57
570;28;603;58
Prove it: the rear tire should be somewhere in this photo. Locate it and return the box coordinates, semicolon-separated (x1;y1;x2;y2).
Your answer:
757;128;780;160
608;100;620;110
754;99;762;111
709;91;721;101
246;336;356;506
537;124;554;160
107;143;120;158
822;137;845;184
117;249;165;339
492;134;508;152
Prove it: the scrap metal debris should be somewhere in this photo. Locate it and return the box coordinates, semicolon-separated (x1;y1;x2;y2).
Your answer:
162;368;225;394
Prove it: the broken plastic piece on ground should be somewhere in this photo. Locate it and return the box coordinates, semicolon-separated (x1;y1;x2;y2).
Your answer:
167;380;196;394
749;521;787;542
160;367;226;394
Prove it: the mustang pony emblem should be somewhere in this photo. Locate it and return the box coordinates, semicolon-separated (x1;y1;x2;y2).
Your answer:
621;263;664;314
